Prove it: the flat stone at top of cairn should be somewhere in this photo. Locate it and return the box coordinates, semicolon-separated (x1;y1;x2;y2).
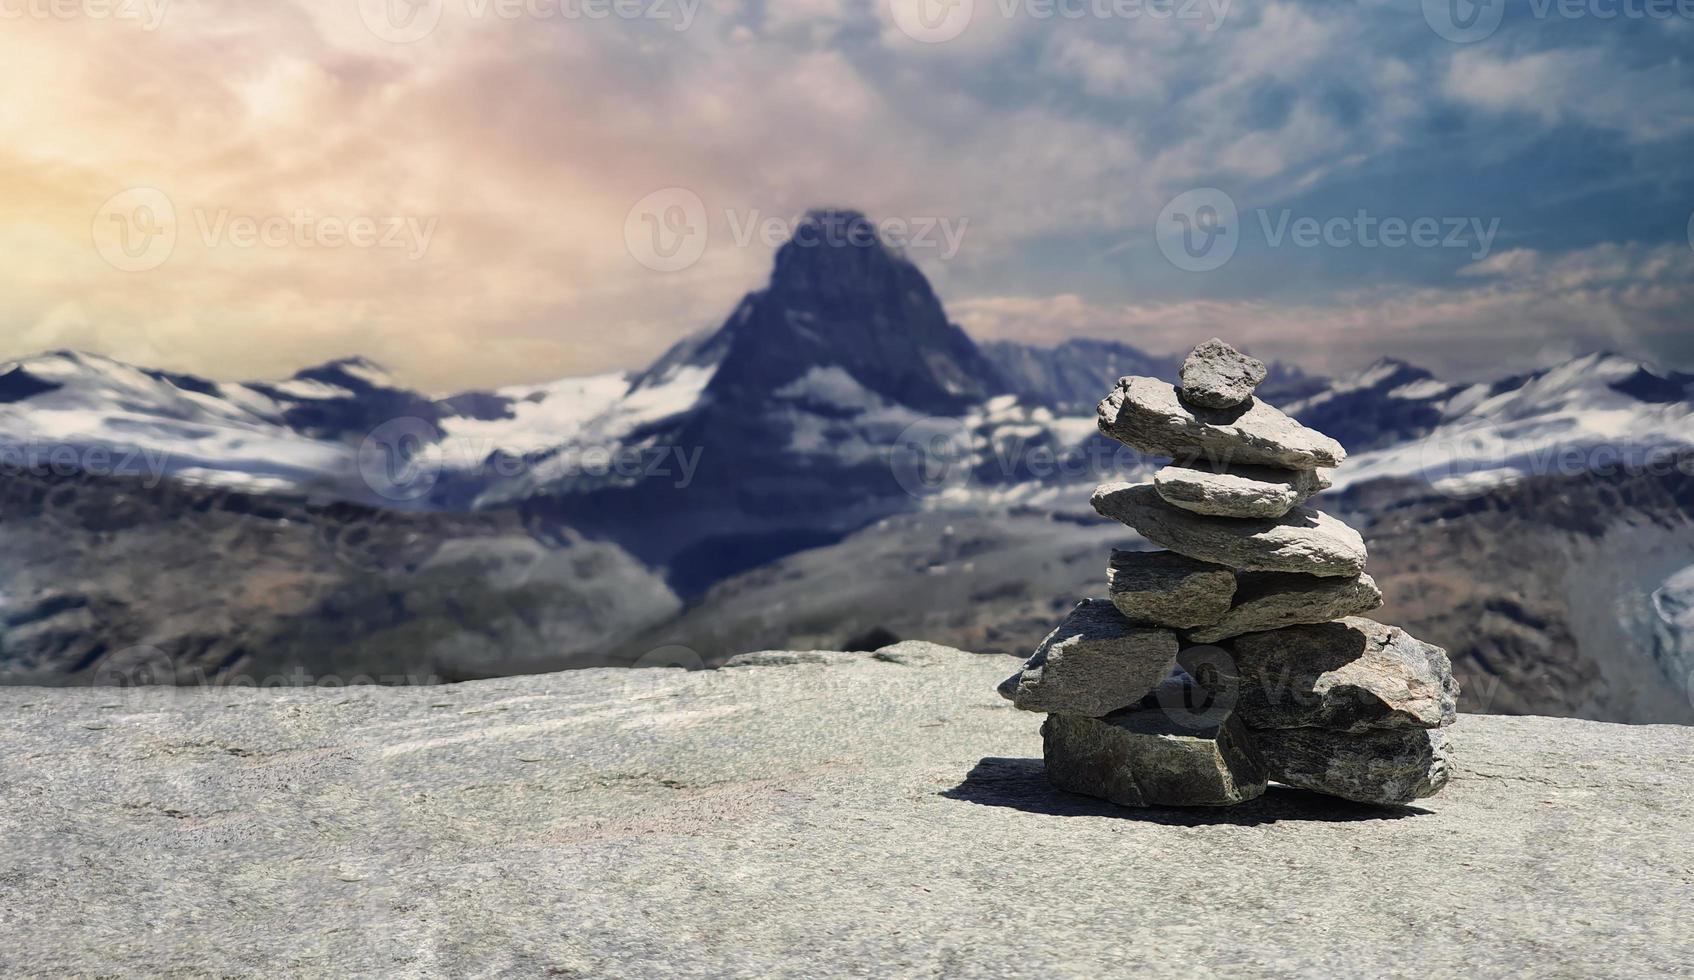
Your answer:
1092;483;1368;578
1179;338;1268;410
1183;572;1384;644
1228;617;1459;732
1153;462;1330;520
1097;375;1345;471
1107;549;1236;630
997;599;1178;718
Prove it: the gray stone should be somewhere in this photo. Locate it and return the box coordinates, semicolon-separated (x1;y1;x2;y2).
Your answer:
1252;726;1454;806
1042;708;1267;808
1092;483;1368;578
1154;462;1328;519
0;647;1691;977
1184;573;1384;644
1229;617;1459;732
1107;549;1236;629
1097;375;1346;469
997;600;1178;717
1179;338;1268;409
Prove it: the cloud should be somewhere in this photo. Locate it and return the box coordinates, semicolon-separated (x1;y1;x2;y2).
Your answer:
0;1;1689;391
954;242;1694;379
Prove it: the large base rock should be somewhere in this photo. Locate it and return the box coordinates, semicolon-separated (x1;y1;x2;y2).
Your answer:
1097;376;1345;469
1107;550;1235;629
1042;708;1268;808
1093;483;1368;578
1252;727;1453;805
1229;618;1459;731
1184;573;1384;644
1153;462;1328;519
998;600;1178;717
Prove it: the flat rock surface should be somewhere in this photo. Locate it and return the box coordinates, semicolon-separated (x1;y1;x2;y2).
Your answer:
1097;375;1346;469
1;643;1690;978
1107;549;1236;629
1185;572;1384;644
998;599;1177;717
1094;482;1369;577
1154;462;1327;519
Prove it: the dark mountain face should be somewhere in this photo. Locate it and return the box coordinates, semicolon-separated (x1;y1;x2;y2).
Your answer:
704;210;1006;414
253;357;447;442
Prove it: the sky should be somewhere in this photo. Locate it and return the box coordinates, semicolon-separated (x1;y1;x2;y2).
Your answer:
1;0;1691;393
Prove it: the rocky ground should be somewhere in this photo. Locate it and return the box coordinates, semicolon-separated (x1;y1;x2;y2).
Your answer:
1;644;1688;978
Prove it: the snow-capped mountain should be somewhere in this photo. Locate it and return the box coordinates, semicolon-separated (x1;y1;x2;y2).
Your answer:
6;207;1694;720
1323;353;1694;497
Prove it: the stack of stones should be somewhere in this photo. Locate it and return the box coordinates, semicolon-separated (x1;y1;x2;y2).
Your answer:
998;339;1458;808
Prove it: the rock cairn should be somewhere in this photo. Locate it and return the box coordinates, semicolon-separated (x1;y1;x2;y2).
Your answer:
998;338;1458;808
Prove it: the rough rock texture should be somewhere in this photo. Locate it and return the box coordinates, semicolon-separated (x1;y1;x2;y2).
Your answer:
997;600;1177;717
1042;709;1266;807
1178;338;1269;410
1251;727;1454;806
1097;376;1346;469
2;644;1690;978
1184;573;1385;644
1093;483;1368;578
1153;462;1328;519
1107;549;1236;629
1229;618;1459;732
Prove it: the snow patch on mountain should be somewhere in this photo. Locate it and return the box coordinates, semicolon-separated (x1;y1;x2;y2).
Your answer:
1331;353;1694;493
